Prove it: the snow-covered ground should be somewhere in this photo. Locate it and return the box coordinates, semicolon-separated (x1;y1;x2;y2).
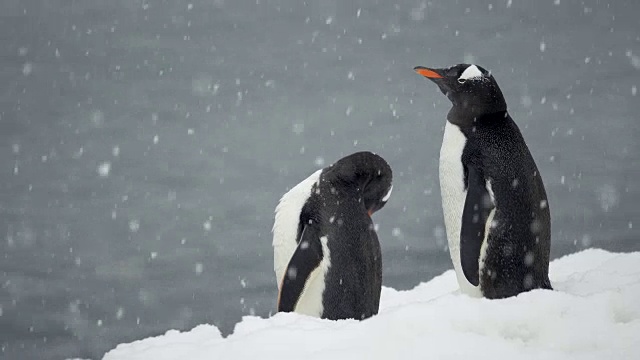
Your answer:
103;249;640;360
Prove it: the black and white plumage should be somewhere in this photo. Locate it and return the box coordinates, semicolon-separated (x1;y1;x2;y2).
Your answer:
272;151;392;319
414;63;552;299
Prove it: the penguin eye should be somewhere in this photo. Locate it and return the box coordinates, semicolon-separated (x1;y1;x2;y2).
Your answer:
457;78;467;84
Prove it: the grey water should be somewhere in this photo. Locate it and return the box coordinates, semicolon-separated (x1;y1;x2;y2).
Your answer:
1;1;639;359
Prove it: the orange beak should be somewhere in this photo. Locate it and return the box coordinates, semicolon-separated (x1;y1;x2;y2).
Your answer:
414;66;443;79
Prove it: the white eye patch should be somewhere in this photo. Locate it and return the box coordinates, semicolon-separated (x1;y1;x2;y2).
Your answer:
459;64;483;81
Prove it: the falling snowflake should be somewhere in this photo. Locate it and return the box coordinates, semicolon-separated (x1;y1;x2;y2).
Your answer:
91;110;105;127
195;263;204;275
97;162;111;177
129;220;140;233
596;184;619;212
22;63;33;76
292;123;304;135
410;3;427;21
116;307;125;320
626;50;640;69
287;266;298;280
524;252;535;266
581;234;592;247
345;106;353;116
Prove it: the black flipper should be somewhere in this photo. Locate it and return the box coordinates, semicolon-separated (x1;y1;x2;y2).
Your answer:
277;225;324;312
460;166;494;286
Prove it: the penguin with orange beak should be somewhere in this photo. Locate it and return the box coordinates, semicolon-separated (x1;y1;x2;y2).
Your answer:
414;64;552;299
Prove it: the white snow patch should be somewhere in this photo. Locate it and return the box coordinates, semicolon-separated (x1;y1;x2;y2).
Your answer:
104;249;640;360
459;64;483;81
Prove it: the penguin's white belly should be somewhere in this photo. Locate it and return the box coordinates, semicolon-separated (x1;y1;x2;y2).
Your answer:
439;122;482;297
293;236;332;317
272;170;322;289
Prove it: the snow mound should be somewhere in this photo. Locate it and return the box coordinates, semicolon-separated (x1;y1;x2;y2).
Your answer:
103;249;640;360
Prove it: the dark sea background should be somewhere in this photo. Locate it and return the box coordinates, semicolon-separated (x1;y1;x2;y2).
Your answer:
1;1;639;359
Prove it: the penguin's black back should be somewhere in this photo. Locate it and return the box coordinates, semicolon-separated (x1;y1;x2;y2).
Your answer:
296;152;389;319
307;188;381;320
461;111;551;298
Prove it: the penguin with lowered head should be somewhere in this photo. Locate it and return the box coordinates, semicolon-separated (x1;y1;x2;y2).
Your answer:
414;63;552;299
272;151;393;319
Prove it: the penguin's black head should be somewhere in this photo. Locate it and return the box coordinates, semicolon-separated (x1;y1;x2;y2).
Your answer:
413;63;507;126
326;151;393;216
